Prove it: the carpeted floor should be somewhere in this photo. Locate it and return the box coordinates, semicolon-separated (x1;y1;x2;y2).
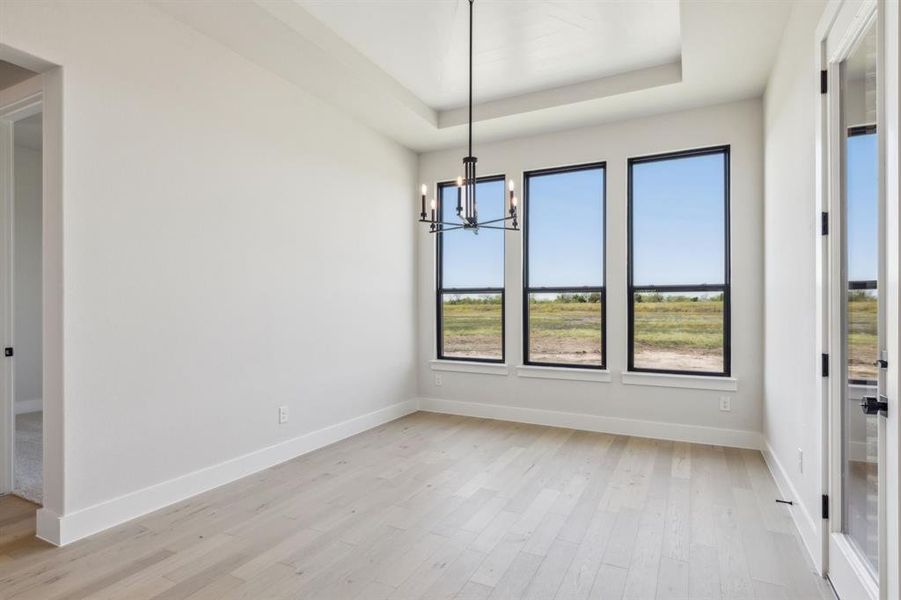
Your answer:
14;411;42;505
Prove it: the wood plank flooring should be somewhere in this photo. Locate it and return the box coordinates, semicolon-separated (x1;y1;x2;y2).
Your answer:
0;412;836;599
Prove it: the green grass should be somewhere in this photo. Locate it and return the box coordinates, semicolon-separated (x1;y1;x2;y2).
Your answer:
632;298;723;351
849;294;877;380
440;293;879;375
441;297;503;359
442;296;725;367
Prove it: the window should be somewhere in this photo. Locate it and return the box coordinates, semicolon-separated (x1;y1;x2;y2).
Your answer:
846;125;878;384
437;176;505;361
524;163;605;368
628;146;730;375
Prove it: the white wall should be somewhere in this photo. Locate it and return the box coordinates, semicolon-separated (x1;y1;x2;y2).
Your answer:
13;142;41;413
0;0;418;540
761;0;826;570
417;99;764;445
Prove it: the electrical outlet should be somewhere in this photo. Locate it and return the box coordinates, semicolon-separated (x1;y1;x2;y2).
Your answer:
434;374;443;386
278;406;288;424
719;397;731;412
798;448;804;474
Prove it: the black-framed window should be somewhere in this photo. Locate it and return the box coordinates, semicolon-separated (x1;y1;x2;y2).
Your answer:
628;146;730;376
846;125;878;385
437;175;506;362
523;163;606;368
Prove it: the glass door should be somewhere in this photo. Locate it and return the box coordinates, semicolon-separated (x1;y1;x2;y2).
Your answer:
826;3;885;598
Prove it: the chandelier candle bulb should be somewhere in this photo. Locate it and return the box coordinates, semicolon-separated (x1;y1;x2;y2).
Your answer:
420;185;427;219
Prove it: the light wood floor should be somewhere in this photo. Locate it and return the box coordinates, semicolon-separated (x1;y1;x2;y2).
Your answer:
0;412;836;599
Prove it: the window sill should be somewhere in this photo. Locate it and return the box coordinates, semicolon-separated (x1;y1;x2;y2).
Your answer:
429;360;510;376
621;371;738;391
517;365;611;382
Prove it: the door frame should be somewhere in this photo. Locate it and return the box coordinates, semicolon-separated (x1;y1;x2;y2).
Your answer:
816;1;901;598
0;90;42;496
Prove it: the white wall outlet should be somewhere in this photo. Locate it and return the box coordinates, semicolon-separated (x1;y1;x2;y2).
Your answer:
434;374;443;386
719;397;731;412
278;406;288;424
798;448;804;474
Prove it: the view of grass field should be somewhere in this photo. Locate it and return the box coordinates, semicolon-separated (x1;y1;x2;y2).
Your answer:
848;291;877;381
441;291;878;377
632;292;723;372
442;293;728;371
441;295;503;359
527;294;602;365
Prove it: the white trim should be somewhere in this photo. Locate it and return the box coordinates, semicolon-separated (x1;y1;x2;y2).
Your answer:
429;360;510;376
882;1;901;596
515;365;611;382
418;397;761;450
36;399;418;546
14;398;41;415
829;535;879;600
761;440;823;574
621;371;738;391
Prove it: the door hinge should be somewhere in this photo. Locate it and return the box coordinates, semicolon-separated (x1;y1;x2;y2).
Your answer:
822;353;829;377
3;347;12;357
821;212;829;235
820;70;827;94
822;494;829;519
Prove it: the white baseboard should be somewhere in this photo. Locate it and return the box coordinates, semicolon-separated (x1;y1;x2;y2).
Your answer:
418;397;762;450
760;440;823;574
15;398;41;414
37;399;418;546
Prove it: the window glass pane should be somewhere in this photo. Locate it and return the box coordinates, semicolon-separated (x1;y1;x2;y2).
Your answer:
847;132;878;282
846;132;878;382
441;293;502;360
440;179;505;288
632;153;725;286
848;288;877;381
528;292;602;366
527;168;604;287
633;291;724;372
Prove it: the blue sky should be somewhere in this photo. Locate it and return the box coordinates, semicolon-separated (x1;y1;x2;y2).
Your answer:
439;142;881;291
631;153;725;286
528;168;604;287
440;178;505;288
847;132;878;282
440;154;728;289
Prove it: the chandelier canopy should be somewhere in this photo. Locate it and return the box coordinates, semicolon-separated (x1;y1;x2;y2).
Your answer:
418;0;519;234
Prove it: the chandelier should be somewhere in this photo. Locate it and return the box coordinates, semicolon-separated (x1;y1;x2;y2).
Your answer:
419;0;519;234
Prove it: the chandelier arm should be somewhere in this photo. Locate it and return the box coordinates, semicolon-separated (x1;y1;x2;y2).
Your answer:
471;216;515;226
423;221;471;228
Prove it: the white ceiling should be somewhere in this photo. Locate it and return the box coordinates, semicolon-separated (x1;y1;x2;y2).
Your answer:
297;0;681;111
153;0;793;152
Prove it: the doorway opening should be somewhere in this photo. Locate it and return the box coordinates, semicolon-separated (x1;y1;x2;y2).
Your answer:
11;111;42;505
0;58;43;512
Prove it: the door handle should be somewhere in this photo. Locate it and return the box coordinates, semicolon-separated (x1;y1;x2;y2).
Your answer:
860;395;888;416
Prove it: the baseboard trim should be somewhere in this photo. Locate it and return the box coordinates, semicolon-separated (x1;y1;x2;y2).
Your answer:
760;440;823;574
38;399;418;546
15;398;41;414
418;397;762;450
